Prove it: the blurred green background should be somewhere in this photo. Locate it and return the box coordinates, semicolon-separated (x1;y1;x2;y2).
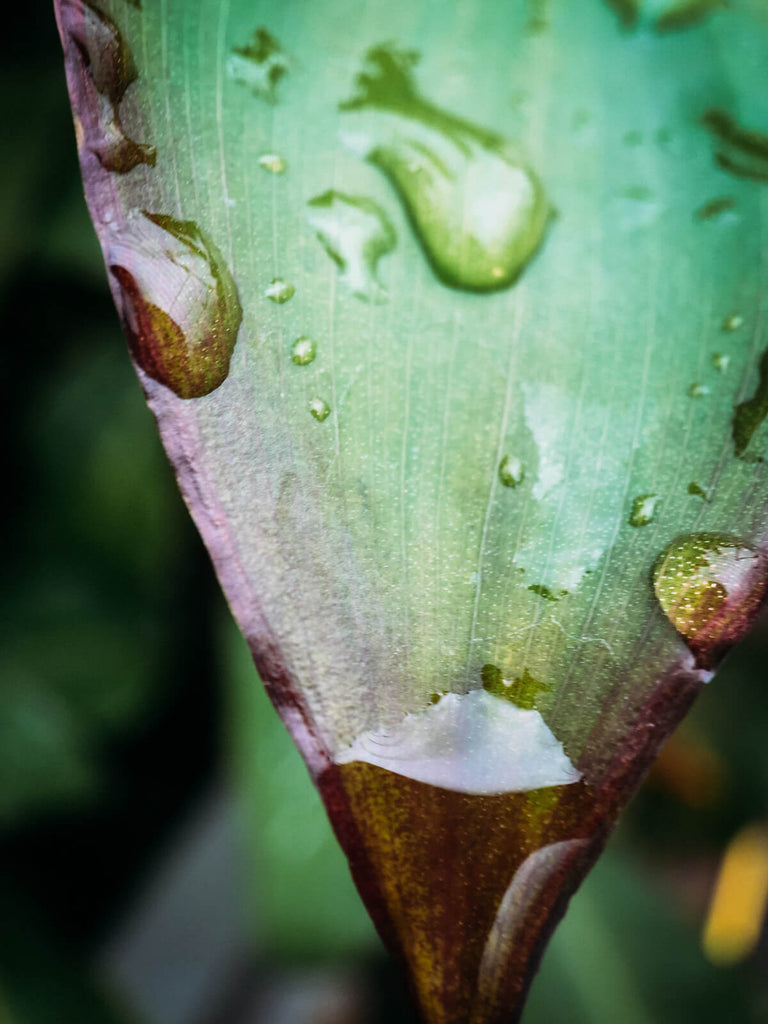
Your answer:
3;3;768;1022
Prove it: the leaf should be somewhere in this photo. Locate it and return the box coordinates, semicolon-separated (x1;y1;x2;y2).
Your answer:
53;0;768;1021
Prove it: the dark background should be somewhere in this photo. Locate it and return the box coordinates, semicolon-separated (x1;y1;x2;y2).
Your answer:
2;2;768;1022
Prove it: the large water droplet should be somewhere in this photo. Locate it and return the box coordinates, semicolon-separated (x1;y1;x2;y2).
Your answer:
291;336;317;365
306;190;397;301
498;454;525;488
340;45;551;292
703;110;768;184
59;0;156;173
107;211;242;399
653;533;768;667
309;397;331;422
629;493;658;527
227;28;289;103
265;278;295;303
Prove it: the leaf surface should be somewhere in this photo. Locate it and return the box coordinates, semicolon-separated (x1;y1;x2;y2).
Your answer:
54;0;768;1020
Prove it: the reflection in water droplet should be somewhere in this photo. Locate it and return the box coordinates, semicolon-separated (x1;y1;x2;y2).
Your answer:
291;336;317;365
258;153;287;174
60;0;156;173
605;0;721;31
722;313;744;333
309;397;331;422
734;346;768;459
688;382;710;398
107;211;242;399
703;110;768;184
499;454;525;488
265;278;295;303
629;493;658;527
335;689;580;794
227;28;289;103
695;196;737;222
653;533;768;666
712;353;729;373
340;44;551;292
688;481;709;500
306;190;397;301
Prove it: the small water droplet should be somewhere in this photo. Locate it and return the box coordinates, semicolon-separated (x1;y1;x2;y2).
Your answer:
107;211;242;399
527;584;566;602
340;44;551;292
309;397;331;422
258;153;287;174
498;455;525;488
629;493;658;527
60;0;156;173
712;353;729;372
653;533;768;667
695;196;737;222
307;190;396;301
722;313;744;333
688;481;709;501
291;336;317;365
265;278;295;303
688;382;710;398
703;109;768;184
227;28;289;103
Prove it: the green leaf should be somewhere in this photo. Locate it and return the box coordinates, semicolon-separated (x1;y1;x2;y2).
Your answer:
54;0;768;1020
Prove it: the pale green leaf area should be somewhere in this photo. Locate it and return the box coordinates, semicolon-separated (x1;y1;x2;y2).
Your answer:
84;0;768;768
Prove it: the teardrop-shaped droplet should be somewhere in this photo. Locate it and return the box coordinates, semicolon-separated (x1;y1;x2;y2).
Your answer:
688;481;709;501
498;454;525;488
309;397;331;422
629;493;658;527
653;533;768;667
291;336;317;365
107;211;242;399
340;44;551;292
307;190;397;301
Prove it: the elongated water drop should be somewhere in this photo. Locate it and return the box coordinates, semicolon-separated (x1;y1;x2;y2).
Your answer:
703;110;768;184
340;44;551;292
58;0;156;172
291;336;317;365
629;493;658;527
265;278;295;303
712;353;729;372
227;28;289;103
309;397;331;422
695;196;736;222
653;533;768;667
606;0;722;31
498;454;525;488
688;382;709;398
722;312;744;333
107;211;242;399
306;190;396;301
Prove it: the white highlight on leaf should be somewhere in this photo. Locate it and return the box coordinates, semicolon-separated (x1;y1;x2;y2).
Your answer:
335;689;581;794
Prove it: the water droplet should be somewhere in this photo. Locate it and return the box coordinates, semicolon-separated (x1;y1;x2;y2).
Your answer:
258;152;287;174
335;689;579;794
695;196;737;222
629;493;658;527
688;481;709;500
306;190;396;301
528;584;566;602
653;534;768;667
498;454;525;488
227;28;289;103
722;313;744;333
340;44;551;292
309;397;331;422
107;211;242;399
60;0;156;173
291;336;317;365
606;0;721;31
712;353;729;372
703;109;768;184
265;278;295;303
734;346;768;458
688;382;710;398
